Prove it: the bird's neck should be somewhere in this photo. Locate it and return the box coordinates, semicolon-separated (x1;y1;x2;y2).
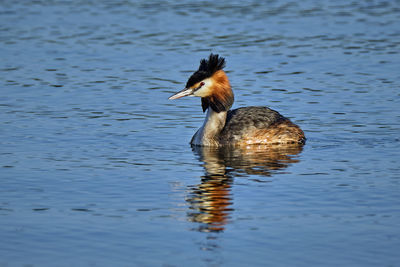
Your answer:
203;108;227;138
192;70;234;146
191;108;227;146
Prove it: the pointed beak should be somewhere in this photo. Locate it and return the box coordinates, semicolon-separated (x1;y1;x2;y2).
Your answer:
168;88;194;100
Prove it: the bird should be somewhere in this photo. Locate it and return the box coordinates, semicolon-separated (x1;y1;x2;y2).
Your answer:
168;53;306;147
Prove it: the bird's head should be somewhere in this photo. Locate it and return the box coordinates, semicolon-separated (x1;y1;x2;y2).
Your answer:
169;53;234;113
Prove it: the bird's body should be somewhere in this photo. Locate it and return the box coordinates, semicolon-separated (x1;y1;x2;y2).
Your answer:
169;54;305;147
191;106;305;147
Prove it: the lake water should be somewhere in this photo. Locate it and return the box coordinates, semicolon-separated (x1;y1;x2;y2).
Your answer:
1;1;400;266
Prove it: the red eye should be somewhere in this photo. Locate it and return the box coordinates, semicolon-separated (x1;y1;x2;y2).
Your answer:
200;82;205;87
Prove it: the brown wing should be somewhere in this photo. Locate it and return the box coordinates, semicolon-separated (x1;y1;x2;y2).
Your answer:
220;106;305;145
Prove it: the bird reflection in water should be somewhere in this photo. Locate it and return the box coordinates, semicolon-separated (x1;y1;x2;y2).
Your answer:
187;144;304;233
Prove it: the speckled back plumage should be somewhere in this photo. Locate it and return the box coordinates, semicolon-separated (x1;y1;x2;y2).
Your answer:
219;106;305;145
220;106;284;142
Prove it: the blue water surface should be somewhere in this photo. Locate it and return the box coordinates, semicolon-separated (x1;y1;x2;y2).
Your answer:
1;1;400;266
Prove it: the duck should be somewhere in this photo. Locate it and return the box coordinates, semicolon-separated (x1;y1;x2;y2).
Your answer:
169;53;305;147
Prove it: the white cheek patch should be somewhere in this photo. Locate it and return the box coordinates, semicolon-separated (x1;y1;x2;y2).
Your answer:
193;78;213;97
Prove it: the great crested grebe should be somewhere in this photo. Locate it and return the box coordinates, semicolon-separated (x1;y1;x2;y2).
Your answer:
169;54;306;147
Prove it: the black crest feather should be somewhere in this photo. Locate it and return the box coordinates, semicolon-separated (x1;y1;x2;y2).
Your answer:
186;53;226;88
198;53;226;75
